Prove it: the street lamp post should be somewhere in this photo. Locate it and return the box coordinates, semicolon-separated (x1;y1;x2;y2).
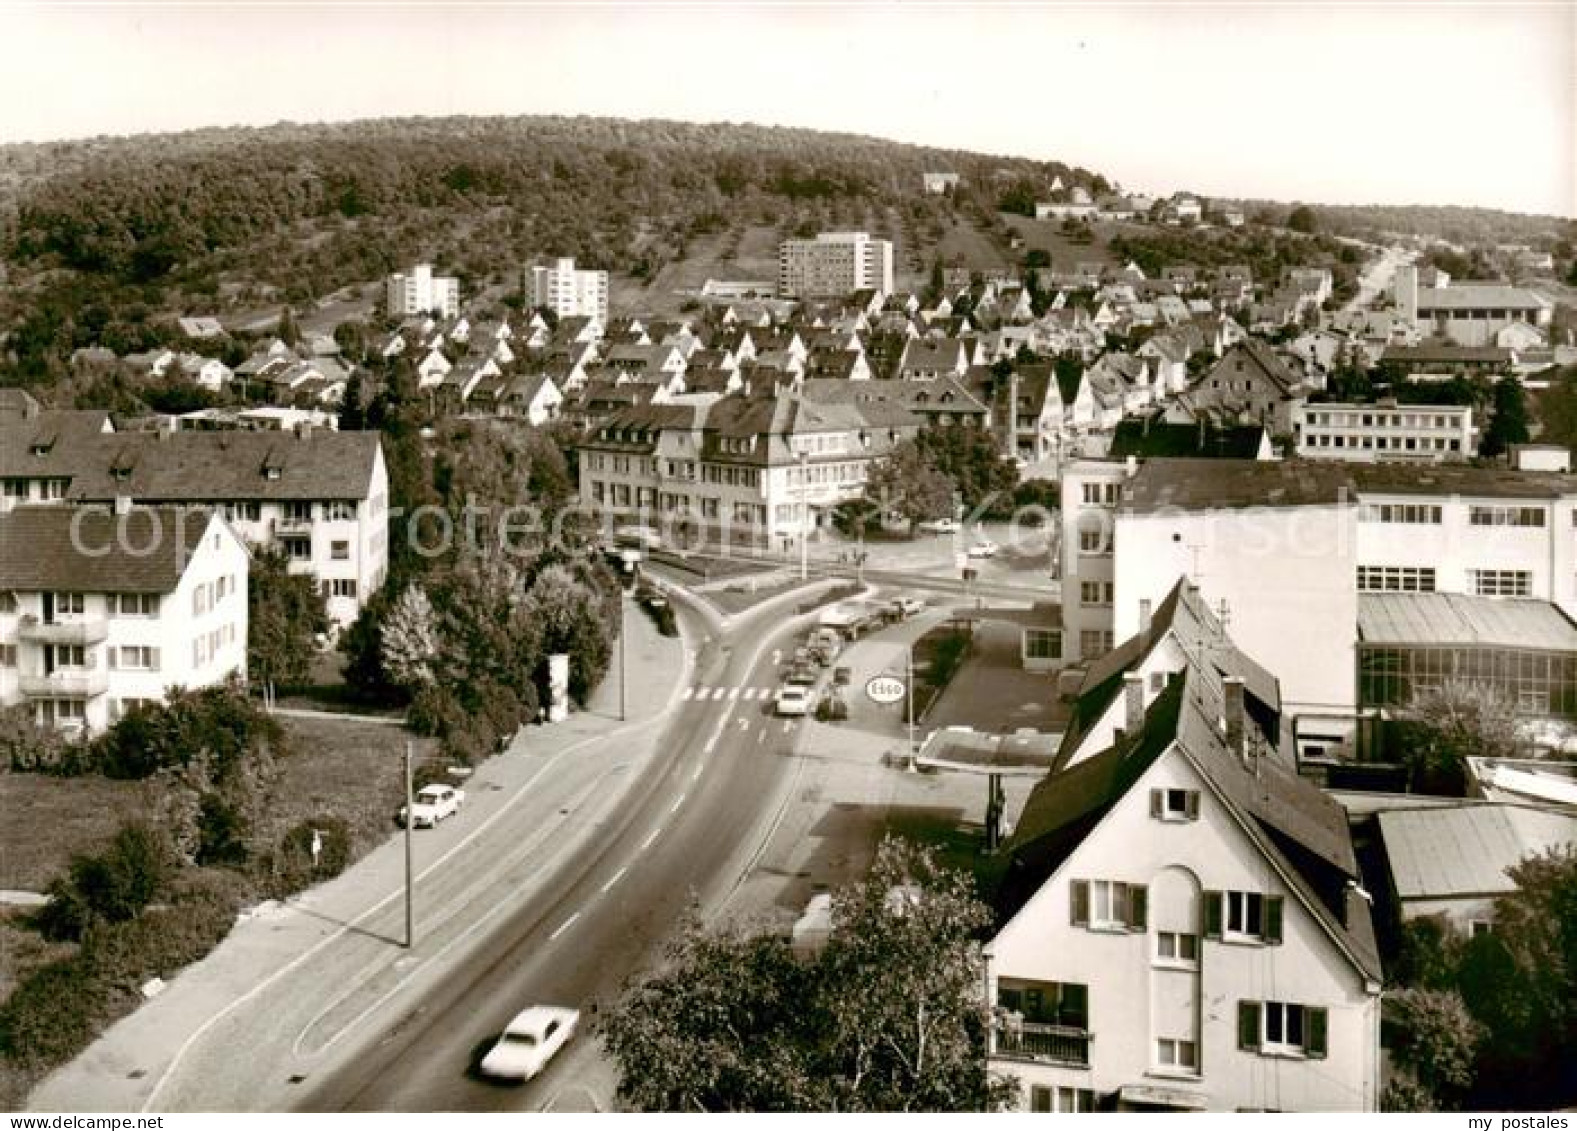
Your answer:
403;739;414;949
799;448;810;582
906;643;917;758
618;587;627;722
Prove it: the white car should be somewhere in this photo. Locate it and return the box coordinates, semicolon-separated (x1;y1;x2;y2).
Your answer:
967;539;999;559
398;783;465;829
918;517;961;534
480;1005;579;1081
775;685;813;717
891;595;925;618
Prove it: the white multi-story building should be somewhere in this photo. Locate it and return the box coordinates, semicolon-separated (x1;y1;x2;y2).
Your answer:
1062;456;1577;755
777;231;894;299
387;263;460;319
1292;402;1475;462
0;416;388;628
989;644;1382;1112
530;257;610;324
0;505;249;732
1393;266;1553;348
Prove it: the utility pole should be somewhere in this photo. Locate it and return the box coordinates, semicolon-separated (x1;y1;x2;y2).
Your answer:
403;740;414;949
618;592;627;722
906;643;917;758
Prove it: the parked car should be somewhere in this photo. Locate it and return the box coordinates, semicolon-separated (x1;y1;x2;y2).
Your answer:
398;783;465;829
967;539;999;559
479;1005;579;1081
785;664;819;687
775;684;813;717
918;517;960;534
807;627;843;666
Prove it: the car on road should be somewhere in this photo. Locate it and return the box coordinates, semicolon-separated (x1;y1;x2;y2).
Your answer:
775;684;813;717
918;517;961;534
785;663;818;687
479;1005;579;1081
398;783;465;829
967;539;999;559
890;595;925;618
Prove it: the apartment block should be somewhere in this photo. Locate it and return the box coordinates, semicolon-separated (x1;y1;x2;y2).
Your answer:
777;231;894;299
387;263;460;320
0;505;249;732
1;417;389;627
530;257;610;324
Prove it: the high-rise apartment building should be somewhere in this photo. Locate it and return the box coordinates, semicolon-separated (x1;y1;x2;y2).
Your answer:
530;257;610;323
777;232;894;299
387;264;460;319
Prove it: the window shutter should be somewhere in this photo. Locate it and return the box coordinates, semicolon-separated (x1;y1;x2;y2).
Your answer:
107;647;118;670
1204;890;1223;938
1128;884;1148;931
1238;1001;1261;1051
1185;790;1200;820
1070;880;1090;927
149;647;161;671
1150;789;1162;818
1265;896;1284;944
1307;1007;1328;1059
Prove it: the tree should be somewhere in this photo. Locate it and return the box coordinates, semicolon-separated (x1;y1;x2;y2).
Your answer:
1392;679;1520;795
379;584;441;691
863;439;954;535
602;838;1017;1112
278;305;300;347
1287;204;1319;234
247;547;329;692
1383;988;1482;1109
1480;375;1530;457
915;425;1018;515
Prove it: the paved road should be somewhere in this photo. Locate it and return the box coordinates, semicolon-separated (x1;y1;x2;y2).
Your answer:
295;594;828;1111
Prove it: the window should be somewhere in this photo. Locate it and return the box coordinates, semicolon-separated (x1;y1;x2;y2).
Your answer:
226;502;262;523
53;592;85;616
0;591;14;613
1030;1087;1095;1113
1470;569;1532;598
1156;1037;1198;1071
52;644;86;668
1469;919;1493;938
1469;505;1545;528
331;540;350;561
1079;630;1113;660
0;644;16;667
114;646;157;670
193;637;207;666
1360;503;1442;525
324;501;357;521
330;579;358;599
1081;481;1119;507
1239;1000;1327;1058
1069;879;1147;931
282;537;312;562
193;586;208;616
1156;931;1199;964
1205;890;1284;944
1079;581;1114;605
1356;565;1436;593
1024;628;1061;660
1077;527;1110;555
1150;788;1200;821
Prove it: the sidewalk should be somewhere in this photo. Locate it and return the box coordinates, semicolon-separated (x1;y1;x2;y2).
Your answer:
29;595;691;1114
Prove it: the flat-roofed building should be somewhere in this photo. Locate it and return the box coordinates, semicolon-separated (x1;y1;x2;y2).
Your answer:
1394;266;1553;347
1292;401;1475;462
778;231;894;299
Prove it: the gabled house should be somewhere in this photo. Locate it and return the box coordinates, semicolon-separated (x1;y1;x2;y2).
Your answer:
1186;341;1310;434
497;372;563;426
416;347;452;388
987;583;1382;1112
897;337;969;381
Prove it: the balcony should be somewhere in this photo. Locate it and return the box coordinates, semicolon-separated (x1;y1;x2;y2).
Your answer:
993;1021;1092;1067
19;668;109;698
17;615;108;646
275;512;315;534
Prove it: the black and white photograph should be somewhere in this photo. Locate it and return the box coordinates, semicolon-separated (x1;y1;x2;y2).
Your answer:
0;0;1573;1117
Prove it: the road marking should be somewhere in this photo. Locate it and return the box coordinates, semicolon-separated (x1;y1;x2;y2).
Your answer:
703;735;717;754
726;687;738;700
757;729;766;745
681;687;695;701
709;687;727;701
600;867;628;894
549;912;581;941
691;763;703;783
641;829;661;851
670;793;686;814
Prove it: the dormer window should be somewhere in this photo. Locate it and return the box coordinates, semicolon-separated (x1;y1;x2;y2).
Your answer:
30;442;50;457
265;466;282;481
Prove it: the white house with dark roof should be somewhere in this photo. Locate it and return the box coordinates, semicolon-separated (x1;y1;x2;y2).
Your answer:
0;505;249;732
988;636;1382;1111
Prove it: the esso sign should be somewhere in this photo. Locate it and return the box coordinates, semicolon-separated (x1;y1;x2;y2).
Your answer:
865;675;906;705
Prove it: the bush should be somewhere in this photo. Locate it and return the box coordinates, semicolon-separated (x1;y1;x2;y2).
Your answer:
195;793;250;867
0;955;107;1069
36;822;172;942
89;682;286;781
260;817;352;898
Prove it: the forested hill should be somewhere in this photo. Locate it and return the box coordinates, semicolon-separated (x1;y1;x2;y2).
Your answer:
0;115;1087;289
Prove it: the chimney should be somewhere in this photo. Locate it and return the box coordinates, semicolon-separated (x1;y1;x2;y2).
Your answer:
113;495;133;516
296;422;313;440
1223;676;1246;760
1124;454;1138;479
1123;670;1145;736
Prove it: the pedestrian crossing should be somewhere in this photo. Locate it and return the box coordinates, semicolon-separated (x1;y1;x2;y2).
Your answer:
681;685;779;702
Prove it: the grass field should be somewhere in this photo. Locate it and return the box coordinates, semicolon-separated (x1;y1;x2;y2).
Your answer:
1002;213;1125;269
0;774;145;893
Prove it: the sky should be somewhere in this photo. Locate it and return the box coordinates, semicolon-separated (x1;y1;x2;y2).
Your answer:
2;1;1572;217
